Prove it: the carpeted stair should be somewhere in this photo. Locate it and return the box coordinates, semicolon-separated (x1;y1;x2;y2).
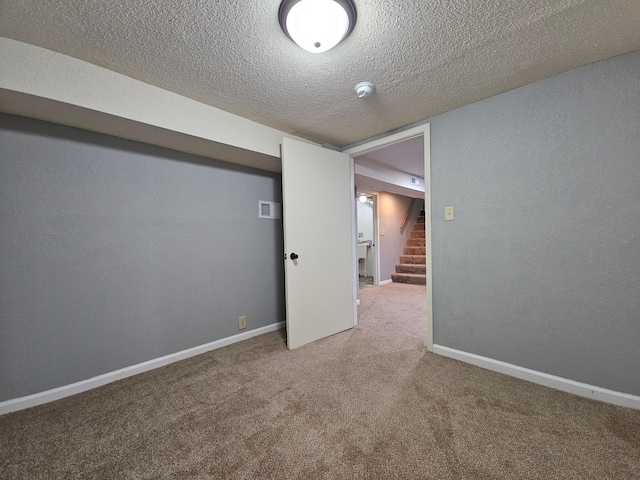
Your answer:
391;210;427;285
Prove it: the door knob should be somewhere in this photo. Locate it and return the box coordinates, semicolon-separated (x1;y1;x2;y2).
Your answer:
290;253;299;260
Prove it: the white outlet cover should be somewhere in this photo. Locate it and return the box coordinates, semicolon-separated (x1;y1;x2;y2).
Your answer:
445;206;455;221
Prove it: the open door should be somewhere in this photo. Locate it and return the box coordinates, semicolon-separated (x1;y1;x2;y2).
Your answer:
282;138;356;349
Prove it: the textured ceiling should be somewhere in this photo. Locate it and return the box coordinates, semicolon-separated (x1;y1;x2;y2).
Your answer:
1;0;639;147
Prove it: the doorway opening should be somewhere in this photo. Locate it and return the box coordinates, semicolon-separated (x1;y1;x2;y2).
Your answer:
356;192;377;288
344;124;433;351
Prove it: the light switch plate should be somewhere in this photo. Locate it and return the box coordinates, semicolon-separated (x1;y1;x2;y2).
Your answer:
445;206;455;221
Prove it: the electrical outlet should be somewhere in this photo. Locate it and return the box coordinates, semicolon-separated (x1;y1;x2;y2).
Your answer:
238;316;247;330
445;206;455;221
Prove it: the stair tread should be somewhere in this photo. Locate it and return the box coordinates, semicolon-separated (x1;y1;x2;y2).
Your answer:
394;210;429;281
399;256;426;265
396;264;426;272
391;272;427;285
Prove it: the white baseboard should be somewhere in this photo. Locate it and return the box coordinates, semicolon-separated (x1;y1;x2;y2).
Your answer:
0;322;286;415
379;279;393;286
433;345;640;410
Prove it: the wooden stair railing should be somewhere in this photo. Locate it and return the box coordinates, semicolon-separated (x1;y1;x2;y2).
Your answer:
400;198;416;230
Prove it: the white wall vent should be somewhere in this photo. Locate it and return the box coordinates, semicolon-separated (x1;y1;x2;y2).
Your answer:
259;201;281;219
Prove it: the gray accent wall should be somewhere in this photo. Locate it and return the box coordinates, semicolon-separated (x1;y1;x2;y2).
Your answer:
430;52;640;396
0;114;284;401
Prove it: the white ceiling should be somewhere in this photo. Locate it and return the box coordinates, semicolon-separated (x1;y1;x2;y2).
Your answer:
1;0;639;148
355;172;424;200
356;136;425;177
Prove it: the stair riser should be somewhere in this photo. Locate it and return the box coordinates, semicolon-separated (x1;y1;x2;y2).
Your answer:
399;255;426;265
391;274;427;285
392;210;428;283
407;238;426;246
396;264;426;274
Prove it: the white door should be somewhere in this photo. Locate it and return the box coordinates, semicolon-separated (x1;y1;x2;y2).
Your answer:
282;138;356;349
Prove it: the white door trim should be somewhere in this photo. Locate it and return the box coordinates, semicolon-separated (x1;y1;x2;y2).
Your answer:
344;125;433;351
351;157;359;326
372;193;380;286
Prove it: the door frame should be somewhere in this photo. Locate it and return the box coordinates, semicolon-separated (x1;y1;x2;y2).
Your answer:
344;124;433;351
355;191;379;286
371;192;379;286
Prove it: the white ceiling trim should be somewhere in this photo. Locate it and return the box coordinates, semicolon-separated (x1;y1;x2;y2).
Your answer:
344;125;427;157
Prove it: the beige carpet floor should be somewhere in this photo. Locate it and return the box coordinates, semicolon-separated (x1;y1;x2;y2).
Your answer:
1;283;639;479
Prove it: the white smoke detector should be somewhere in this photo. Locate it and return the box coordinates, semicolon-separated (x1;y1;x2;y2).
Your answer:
355;82;374;98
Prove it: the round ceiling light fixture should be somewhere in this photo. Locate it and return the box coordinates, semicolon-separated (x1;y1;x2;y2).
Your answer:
279;0;357;53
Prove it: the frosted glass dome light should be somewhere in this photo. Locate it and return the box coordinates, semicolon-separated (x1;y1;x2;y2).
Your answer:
279;0;357;53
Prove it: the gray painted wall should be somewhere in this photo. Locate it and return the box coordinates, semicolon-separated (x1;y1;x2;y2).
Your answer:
430;51;640;396
378;193;423;282
0;114;284;401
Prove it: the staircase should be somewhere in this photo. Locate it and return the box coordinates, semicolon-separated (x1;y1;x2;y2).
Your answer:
391;210;426;285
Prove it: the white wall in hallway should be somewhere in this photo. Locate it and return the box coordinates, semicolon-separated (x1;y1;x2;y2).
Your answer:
357;200;374;276
378;193;420;282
